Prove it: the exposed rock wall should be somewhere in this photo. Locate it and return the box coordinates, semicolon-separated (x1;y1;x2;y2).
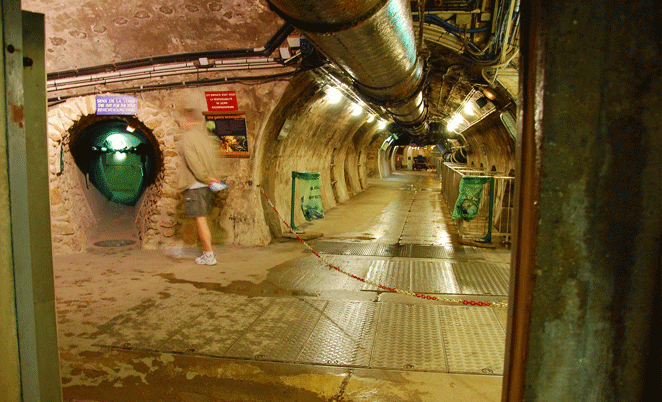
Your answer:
47;95;181;253
47;79;288;254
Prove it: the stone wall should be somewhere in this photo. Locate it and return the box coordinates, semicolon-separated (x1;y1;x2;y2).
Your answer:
47;79;288;254
47;94;181;254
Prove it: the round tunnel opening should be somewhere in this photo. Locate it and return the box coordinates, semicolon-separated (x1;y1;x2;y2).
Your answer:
71;118;157;206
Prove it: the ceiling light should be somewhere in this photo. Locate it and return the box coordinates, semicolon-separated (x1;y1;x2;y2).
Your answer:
367;114;375;123
378;120;386;129
463;103;475;116
106;134;127;150
325;87;342;104
482;87;497;100
447;114;464;132
126;125;135;132
351;104;362;116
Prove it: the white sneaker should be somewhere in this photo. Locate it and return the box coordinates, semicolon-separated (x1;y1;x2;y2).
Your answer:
195;252;216;265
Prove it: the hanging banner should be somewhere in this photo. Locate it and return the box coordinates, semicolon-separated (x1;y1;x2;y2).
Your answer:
452;176;488;221
292;171;324;224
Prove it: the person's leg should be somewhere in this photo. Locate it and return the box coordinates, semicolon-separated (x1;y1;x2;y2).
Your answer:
185;188;216;265
195;216;213;253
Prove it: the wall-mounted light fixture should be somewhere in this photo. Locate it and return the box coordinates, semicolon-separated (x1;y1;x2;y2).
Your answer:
481;87;497;100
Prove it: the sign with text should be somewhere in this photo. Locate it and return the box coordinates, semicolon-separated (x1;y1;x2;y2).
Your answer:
205;91;238;111
204;111;249;158
96;95;137;115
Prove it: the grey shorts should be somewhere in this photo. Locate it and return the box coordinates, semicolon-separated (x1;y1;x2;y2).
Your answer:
185;187;212;218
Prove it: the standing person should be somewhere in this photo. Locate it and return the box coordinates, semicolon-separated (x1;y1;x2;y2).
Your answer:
176;108;225;265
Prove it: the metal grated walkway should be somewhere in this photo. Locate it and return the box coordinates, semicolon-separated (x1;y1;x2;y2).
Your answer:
92;172;510;377
94;294;506;375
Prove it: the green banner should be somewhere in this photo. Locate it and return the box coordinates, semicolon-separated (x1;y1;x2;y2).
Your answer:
297;172;324;221
451;176;495;243
452;176;490;221
291;172;324;230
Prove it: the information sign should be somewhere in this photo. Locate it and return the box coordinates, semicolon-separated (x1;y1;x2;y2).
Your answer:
96;95;137;115
205;91;238;111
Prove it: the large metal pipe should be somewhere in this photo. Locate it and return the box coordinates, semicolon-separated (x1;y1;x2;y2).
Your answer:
267;0;429;138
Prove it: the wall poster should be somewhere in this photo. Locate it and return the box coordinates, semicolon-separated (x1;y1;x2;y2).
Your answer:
204;111;249;158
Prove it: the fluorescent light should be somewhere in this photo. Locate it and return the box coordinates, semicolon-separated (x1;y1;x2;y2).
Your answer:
447;114;464;132
351;104;362;116
326;87;342;104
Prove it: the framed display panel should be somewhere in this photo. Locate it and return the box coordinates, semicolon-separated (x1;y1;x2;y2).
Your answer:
204;111;249;158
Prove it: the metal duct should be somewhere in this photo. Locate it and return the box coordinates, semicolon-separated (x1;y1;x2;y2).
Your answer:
267;0;429;138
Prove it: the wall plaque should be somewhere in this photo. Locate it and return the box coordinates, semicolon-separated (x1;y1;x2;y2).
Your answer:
204;111;249;158
96;95;137;115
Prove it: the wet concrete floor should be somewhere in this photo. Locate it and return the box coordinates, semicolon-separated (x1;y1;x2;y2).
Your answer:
54;171;509;401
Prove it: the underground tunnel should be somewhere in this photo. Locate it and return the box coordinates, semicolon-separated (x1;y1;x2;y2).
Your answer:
2;0;659;401
70;118;157;206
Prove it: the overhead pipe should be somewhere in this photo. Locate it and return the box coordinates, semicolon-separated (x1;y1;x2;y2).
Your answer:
267;0;429;139
47;23;295;81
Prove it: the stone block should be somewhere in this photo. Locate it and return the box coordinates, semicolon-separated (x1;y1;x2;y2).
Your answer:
50;188;64;205
52;222;76;236
160;219;177;228
59;103;82;121
85;96;96;114
143;116;164;130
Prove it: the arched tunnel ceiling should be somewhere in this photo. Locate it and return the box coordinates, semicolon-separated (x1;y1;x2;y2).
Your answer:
23;0;519;143
22;0;284;71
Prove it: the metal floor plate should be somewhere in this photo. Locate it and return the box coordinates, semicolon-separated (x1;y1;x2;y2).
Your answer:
159;295;273;356
410;259;460;294
370;303;447;372
225;298;327;362
94;297;506;375
266;253;509;297
358;259;508;296
92;180;509;376
439;306;506;374
452;262;510;295
297;300;380;367
311;241;483;259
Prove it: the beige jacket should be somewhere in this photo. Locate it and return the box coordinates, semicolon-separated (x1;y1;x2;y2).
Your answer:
176;126;222;192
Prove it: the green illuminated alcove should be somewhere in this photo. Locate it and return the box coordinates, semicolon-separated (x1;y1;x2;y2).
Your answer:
72;118;156;206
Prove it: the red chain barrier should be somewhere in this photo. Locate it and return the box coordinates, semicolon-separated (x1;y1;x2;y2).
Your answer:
260;187;505;307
